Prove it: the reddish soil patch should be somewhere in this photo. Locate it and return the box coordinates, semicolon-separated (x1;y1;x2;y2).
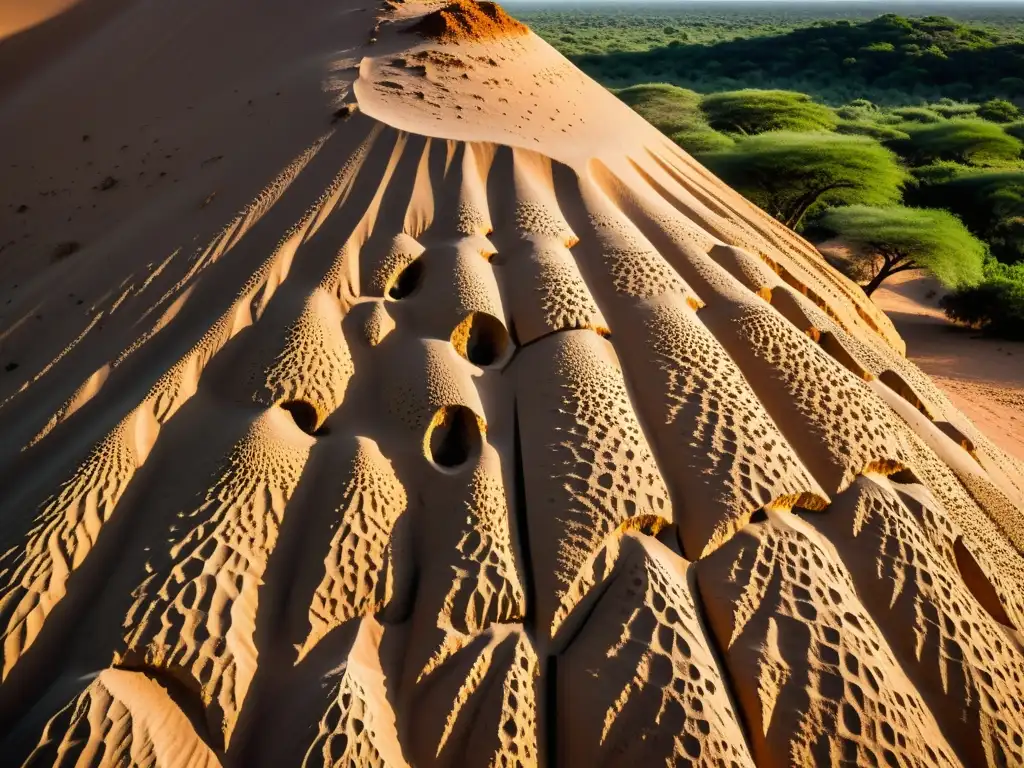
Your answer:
409;0;528;43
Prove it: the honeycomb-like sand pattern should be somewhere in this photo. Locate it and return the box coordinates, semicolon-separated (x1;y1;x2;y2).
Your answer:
119;410;310;747
557;532;754;766
23;669;220;768
697;513;961;767
813;476;1024;766
303;619;408;768
1;2;1023;765
302;437;406;654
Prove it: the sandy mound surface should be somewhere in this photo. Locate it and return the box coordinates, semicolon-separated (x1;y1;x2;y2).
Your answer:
408;0;528;43
0;0;80;40
0;1;1022;765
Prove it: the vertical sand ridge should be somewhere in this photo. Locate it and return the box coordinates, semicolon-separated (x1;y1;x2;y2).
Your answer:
0;1;1022;766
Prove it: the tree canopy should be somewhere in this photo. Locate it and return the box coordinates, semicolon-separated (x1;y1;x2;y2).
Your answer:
559;13;1024;105
890;107;944;124
816;205;986;295
908;169;1024;263
698;132;907;229
977;98;1022;123
889;120;1024;165
836;120;910;142
701;90;838;134
670;127;736;153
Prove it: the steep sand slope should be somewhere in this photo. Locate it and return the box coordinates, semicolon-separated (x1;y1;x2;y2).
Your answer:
0;0;81;40
0;1;1022;765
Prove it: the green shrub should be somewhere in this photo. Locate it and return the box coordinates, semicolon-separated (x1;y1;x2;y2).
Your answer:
848;98;877;111
891;106;945;123
670;128;736;153
615;83;704;136
615;83;735;154
890;120;1024;165
909;161;974;185
700;89;838;134
836;120;910;141
836;105;872;121
942;260;1024;339
816;205;986;295
837;100;900;123
874;112;908;126
930;101;979;118
908;169;1024;263
977;98;1023;123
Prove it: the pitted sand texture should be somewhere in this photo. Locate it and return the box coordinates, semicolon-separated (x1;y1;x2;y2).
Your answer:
0;1;1022;766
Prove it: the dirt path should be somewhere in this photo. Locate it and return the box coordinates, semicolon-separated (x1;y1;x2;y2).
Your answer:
874;270;1024;461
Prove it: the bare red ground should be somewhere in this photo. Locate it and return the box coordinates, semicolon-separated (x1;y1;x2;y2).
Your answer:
409;0;528;43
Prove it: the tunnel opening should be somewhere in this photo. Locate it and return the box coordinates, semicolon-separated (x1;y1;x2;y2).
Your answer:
281;400;328;437
426;405;482;470
388;259;424;300
452;312;512;369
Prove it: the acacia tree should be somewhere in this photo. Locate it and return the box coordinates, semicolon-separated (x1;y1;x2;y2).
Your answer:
890;120;1024;165
816;205;986;296
699;132;908;229
977;98;1022;123
907;169;1024;263
701;89;838;134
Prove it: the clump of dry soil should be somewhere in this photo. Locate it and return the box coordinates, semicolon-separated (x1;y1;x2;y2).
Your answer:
408;0;528;43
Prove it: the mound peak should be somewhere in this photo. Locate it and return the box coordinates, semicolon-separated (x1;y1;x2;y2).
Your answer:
407;0;528;43
0;0;1022;765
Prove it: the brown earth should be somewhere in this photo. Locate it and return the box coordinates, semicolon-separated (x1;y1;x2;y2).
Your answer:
874;270;1024;463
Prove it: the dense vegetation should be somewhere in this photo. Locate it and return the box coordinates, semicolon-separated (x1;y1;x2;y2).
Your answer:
941;260;1024;340
512;2;873;56
892;120;1023;165
701;90;838;134
517;4;1024;104
516;3;1024;338
576;15;1024;106
907;168;1024;263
